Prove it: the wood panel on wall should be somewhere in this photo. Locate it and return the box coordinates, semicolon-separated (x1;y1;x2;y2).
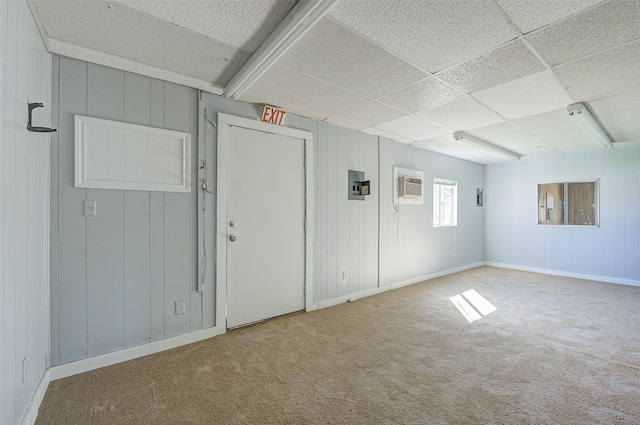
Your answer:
1;1;51;423
50;56;206;366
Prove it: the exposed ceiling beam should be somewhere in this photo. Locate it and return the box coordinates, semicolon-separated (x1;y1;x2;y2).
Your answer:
224;0;340;100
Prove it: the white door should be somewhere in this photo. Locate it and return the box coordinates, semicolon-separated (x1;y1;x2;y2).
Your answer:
225;125;306;328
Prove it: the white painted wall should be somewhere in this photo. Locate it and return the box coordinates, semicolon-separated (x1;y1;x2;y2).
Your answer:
1;1;51;423
485;148;640;284
379;139;485;287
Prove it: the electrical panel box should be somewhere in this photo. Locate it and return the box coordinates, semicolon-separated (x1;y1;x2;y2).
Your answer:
348;170;370;201
399;176;423;198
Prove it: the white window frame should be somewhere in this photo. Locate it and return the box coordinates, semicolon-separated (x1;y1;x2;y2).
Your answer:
433;178;458;227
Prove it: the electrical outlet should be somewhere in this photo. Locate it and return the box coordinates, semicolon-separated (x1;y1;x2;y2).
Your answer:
83;200;97;216
175;300;185;315
341;271;348;285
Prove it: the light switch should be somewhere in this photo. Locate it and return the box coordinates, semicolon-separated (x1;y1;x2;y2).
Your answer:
175;300;186;315
83;200;97;216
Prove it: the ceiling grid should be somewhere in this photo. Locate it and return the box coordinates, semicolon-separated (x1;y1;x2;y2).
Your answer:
28;0;640;164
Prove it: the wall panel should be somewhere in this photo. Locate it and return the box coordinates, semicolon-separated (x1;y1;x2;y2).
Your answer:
485;148;640;283
378;139;485;287
50;57;206;366
1;1;51;423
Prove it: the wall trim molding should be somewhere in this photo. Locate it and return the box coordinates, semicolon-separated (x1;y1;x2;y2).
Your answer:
47;262;485;383
389;262;485;291
50;325;224;381
310;262;485;310
485;262;640;288
21;369;50;425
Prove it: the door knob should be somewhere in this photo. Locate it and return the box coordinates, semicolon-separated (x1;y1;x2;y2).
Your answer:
229;234;237;242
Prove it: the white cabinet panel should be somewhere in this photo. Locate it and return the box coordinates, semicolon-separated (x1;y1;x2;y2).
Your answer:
75;115;191;192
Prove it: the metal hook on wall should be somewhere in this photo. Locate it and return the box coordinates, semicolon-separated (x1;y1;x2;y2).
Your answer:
27;102;57;133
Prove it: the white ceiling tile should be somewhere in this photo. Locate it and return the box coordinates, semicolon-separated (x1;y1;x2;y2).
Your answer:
499;138;545;156
415;141;501;165
336;102;406;128
554;41;640;101
374;115;451;142
588;90;640;116
496;0;604;34
277;18;427;98
115;0;296;52
379;77;463;114
469;126;546;153
527;1;640;66
237;92;329;121
414;135;454;149
245;65;369;116
424;136;525;164
612;131;640;145
596;108;640;136
511;108;572;130
553;139;606;154
469;121;523;139
362;127;414;144
329;0;516;72
471;70;573;120
416;97;504;131
437;40;545;93
31;0;250;86
527;121;591;143
522;144;565;157
325;117;368;131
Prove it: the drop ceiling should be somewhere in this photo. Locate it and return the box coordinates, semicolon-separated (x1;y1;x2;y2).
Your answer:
28;0;640;164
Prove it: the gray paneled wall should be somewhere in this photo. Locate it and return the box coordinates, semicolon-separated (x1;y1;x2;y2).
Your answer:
50;56;206;367
485;149;640;282
314;122;379;302
1;1;51;423
379;139;485;286
51;64;486;367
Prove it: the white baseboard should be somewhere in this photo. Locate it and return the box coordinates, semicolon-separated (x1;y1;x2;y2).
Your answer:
21;369;50;425
50;325;225;381
45;262;499;383
317;285;391;310
485;262;640;288
390;262;485;291
313;262;485;311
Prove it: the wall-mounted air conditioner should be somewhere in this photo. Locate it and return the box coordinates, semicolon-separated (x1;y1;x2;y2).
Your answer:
399;176;423;198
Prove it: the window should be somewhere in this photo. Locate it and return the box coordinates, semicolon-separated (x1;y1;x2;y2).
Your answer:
433;179;457;227
537;180;598;226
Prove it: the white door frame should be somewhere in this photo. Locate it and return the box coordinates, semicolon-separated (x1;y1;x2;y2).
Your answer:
216;113;314;331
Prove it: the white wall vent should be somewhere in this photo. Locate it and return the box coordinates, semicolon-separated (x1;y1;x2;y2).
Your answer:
399;176;423;198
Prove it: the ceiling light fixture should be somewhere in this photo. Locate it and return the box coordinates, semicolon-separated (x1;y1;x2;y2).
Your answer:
224;0;339;100
567;102;613;149
453;131;521;160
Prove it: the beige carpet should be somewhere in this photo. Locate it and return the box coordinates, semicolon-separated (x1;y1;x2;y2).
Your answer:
37;267;640;424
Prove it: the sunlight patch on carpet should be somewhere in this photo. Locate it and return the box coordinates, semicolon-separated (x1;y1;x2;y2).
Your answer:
450;289;497;323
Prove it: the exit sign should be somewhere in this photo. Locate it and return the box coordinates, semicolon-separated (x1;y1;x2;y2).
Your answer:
261;105;287;126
